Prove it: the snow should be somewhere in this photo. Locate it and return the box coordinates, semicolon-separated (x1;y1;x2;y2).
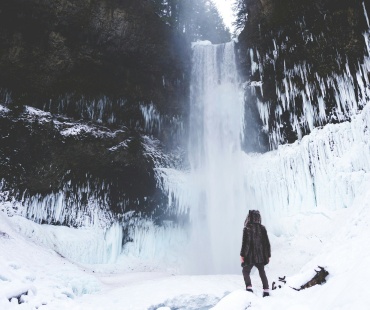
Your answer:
1;182;370;309
191;40;212;47
59;124;115;138
24;106;51;118
0;104;10;114
0;212;102;309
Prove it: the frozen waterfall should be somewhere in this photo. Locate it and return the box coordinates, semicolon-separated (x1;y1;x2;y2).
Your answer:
185;41;247;274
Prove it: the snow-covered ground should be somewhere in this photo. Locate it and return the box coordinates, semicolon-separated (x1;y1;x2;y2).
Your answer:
1;181;370;309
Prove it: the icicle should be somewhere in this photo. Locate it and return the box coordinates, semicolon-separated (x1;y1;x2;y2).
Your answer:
364;2;370;28
244;103;370;233
140;102;162;134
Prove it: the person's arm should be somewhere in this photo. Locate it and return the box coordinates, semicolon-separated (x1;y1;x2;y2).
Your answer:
240;227;248;261
263;226;271;262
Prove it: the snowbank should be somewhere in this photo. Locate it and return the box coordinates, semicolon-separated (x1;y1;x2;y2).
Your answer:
0;212;101;310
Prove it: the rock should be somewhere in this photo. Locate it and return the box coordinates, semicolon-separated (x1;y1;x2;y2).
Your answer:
0;0;190;225
0;108;171;226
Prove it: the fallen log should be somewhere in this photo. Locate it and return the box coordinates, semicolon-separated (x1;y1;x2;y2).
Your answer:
272;266;329;291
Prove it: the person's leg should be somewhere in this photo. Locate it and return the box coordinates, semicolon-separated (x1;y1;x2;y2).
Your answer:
256;264;269;290
242;264;254;291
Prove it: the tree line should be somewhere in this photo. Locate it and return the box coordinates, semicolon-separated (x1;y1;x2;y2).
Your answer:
150;0;231;43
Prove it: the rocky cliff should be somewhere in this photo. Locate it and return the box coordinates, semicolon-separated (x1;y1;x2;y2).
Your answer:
237;0;370;151
0;0;190;226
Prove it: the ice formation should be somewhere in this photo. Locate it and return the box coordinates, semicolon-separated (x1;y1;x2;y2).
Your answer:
43;95;127;124
140;102;162;134
244;103;370;234
248;3;370;149
9;215;123;264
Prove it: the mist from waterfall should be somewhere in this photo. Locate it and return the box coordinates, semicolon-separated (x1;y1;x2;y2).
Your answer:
186;41;247;274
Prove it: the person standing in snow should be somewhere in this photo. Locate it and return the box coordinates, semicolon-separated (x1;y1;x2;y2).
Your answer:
240;210;271;297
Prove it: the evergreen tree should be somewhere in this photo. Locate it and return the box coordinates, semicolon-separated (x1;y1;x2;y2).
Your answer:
151;0;231;43
233;0;248;32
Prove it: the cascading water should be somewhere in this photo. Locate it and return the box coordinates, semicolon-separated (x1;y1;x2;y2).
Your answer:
186;41;247;274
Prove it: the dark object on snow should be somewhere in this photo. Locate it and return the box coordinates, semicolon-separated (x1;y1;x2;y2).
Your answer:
240;210;271;265
246;288;253;293
293;266;329;291
278;276;286;283
7;290;29;304
272;267;329;291
272;276;286;290
263;291;269;297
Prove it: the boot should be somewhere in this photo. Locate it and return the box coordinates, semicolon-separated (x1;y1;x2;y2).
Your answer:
246;287;253;293
263;291;269;297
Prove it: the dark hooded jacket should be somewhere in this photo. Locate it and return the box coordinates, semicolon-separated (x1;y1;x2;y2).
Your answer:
240;210;271;265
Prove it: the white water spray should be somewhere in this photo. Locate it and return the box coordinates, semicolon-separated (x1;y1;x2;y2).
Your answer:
187;41;247;274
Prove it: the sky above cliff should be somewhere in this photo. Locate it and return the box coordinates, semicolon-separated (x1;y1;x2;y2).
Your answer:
212;0;236;32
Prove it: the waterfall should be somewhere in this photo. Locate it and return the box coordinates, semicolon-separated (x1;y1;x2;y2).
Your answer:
186;41;247;274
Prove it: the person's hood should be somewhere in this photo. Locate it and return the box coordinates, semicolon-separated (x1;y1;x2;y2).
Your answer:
247;210;261;224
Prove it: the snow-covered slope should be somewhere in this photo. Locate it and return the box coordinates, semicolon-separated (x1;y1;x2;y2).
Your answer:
213;188;370;310
1;179;370;309
0;211;101;309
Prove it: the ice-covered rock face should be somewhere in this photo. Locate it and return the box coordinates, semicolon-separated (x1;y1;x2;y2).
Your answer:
244;102;370;234
0;107;173;228
238;0;370;151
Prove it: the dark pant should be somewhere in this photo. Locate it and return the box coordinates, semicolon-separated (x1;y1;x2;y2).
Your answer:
242;263;269;290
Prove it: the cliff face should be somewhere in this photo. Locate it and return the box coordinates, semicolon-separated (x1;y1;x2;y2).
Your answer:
0;0;189;226
237;0;370;151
